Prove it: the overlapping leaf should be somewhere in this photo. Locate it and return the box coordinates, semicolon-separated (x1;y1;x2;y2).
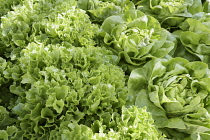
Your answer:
100;10;176;73
128;57;210;139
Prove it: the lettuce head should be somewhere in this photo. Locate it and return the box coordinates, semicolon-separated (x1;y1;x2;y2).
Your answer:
3;43;128;139
128;57;210;139
135;0;203;28
0;0;98;59
173;12;210;66
100;10;176;73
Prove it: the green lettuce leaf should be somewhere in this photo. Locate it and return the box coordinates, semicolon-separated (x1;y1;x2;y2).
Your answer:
203;0;210;13
135;0;203;28
78;0;135;24
100;9;176;73
49;106;165;140
175;12;210;66
0;106;16;130
5;43;128;139
128;57;210;139
0;0;22;18
172;30;200;62
0;0;97;59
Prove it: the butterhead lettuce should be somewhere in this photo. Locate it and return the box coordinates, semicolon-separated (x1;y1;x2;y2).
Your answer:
173;12;210;66
135;0;203;28
100;10;176;72
128;57;210;139
77;0;135;24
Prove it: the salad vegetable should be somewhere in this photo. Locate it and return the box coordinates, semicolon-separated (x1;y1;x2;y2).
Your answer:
1;0;210;139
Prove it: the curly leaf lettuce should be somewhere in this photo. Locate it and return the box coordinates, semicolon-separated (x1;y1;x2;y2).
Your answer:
0;0;22;18
0;0;98;59
3;43;128;139
128;57;210;139
0;57;9;86
0;106;16;130
49;106;165;140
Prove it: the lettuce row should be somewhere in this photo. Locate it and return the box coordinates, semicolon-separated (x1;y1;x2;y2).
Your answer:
0;0;209;140
128;57;210;139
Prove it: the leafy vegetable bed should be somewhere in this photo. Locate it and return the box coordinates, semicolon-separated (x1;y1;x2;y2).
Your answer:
1;0;210;139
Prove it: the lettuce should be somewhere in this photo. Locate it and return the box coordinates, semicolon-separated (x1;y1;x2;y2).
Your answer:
0;0;22;18
0;0;98;59
100;10;176;72
77;0;135;24
203;0;210;13
0;106;16;130
135;0;203;28
172;30;201;62
3;43;128;139
128;57;210;139
0;57;9;85
173;12;210;66
49;106;165;140
1;0;210;139
0;58;17;132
